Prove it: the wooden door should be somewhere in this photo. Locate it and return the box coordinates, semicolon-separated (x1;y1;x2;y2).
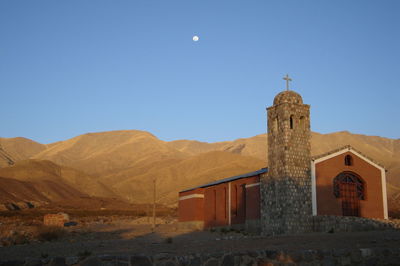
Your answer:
340;182;360;217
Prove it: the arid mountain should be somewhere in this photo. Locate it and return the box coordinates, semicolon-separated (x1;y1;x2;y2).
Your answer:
0;137;46;167
0;176;85;211
0;130;399;211
0;159;118;208
110;151;265;204
33;130;186;176
167;132;400;188
167;134;267;161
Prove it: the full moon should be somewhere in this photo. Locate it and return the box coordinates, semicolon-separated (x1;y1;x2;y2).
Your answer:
192;35;199;42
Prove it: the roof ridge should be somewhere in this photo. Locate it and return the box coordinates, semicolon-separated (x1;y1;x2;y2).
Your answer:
180;168;268;193
312;145;385;169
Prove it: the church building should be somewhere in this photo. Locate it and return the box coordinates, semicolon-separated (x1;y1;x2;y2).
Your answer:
178;78;388;233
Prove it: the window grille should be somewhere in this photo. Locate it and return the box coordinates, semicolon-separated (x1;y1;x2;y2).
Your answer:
333;172;365;200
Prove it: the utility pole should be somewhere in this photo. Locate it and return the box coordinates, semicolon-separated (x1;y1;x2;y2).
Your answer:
152;178;156;232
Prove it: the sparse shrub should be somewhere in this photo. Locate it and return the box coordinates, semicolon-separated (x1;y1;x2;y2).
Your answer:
0;238;12;247
77;250;92;258
35;226;66;242
220;227;229;234
209;228;216;233
13;232;29;245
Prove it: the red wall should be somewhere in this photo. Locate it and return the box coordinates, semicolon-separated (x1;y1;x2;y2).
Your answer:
204;183;228;228
179;174;262;228
315;151;385;219
203;175;261;228
178;188;204;222
246;183;261;220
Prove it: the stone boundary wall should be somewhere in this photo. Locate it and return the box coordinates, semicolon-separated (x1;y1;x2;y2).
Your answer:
43;213;69;227
180;217;400;235
2;247;400;266
312;215;400;233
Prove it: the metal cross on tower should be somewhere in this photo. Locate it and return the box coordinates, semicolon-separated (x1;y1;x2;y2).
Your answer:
283;74;292;90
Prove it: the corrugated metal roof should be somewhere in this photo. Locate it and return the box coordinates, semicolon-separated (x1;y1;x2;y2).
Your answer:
180;168;268;193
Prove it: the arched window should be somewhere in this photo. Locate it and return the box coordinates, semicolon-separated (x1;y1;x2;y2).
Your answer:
345;155;353;166
333;172;365;200
290;115;294;129
333;172;365;217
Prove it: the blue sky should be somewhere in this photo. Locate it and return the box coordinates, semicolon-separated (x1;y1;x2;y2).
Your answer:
1;0;399;144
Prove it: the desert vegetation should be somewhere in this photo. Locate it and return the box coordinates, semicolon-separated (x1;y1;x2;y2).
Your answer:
0;204;176;248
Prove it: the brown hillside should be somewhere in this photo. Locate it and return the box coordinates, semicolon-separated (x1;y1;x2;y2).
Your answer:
0;160;116;199
169;132;399;186
167;134;267;161
0;130;399;211
0;137;46;167
0;175;86;206
111;151;265;205
167;139;228;155
0;177;50;203
33;130;186;176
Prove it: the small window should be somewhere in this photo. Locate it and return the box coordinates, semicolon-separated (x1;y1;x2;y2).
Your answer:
345;155;353;166
290;115;294;129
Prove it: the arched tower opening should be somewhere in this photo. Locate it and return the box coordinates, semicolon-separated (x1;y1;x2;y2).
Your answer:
290;115;294;129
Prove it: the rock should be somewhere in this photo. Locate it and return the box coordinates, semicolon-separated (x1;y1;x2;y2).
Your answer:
65;257;79;265
48;257;66;266
221;254;234;266
77;256;102;266
24;258;42;266
203;258;219;266
189;257;201;266
117;255;130;264
0;260;25;266
154;253;172;261
264;250;278;260
130;255;152;266
360;248;372;258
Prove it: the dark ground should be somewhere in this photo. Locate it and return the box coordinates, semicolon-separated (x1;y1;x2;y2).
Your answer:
1;217;400;261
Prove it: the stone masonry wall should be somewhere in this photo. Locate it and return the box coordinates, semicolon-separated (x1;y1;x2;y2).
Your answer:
312;215;400;233
4;247;400;265
261;91;313;235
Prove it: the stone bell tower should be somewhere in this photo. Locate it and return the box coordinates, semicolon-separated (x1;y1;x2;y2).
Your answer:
260;76;312;235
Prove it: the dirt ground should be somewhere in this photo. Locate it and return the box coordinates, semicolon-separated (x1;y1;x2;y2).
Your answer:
1;216;400;261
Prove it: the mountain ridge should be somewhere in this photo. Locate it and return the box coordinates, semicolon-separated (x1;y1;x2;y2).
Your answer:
0;130;399;213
